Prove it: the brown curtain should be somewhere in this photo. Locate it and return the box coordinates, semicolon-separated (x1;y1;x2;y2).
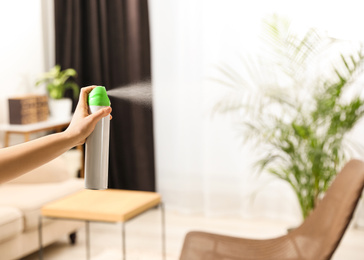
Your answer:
54;0;155;191
54;0;151;90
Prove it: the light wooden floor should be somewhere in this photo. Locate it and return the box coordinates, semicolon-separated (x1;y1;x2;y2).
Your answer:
22;208;364;260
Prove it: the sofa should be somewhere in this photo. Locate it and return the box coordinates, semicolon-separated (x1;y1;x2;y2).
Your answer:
0;155;84;260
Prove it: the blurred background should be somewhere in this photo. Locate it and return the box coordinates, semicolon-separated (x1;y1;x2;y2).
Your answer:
1;0;364;228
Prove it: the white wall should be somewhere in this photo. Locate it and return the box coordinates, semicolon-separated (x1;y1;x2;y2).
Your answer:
0;0;54;126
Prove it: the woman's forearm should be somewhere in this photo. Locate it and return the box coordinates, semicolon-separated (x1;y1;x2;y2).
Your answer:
0;131;76;183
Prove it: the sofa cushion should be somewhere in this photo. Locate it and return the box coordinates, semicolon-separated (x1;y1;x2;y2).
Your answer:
0;206;23;243
0;179;83;231
8;157;70;184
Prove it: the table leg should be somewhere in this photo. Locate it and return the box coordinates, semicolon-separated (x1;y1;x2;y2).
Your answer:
161;203;166;260
38;216;43;260
4;132;10;147
77;145;84;178
24;132;30;142
122;222;126;260
86;221;90;260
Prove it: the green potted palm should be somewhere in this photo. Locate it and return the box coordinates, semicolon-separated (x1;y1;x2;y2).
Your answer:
213;15;364;219
36;65;79;119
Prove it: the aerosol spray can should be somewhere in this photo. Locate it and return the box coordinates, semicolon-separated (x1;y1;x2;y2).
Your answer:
85;86;110;190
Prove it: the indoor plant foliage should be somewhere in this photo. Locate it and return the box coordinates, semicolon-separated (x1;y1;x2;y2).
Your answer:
36;65;79;100
213;15;364;219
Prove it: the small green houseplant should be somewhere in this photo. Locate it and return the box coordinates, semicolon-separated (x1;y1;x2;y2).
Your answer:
213;15;364;219
36;65;79;99
36;65;80;118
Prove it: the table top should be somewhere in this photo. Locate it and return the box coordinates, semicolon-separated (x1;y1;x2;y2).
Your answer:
41;189;161;222
0;116;71;133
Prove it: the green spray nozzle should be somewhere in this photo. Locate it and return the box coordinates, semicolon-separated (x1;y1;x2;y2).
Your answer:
88;86;110;106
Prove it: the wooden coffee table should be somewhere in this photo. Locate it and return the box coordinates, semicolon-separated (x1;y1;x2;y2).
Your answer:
38;189;165;260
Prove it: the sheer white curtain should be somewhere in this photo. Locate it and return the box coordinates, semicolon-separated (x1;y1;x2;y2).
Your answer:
149;0;364;222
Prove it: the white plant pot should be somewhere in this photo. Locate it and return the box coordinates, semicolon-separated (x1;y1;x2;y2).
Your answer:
48;98;72;119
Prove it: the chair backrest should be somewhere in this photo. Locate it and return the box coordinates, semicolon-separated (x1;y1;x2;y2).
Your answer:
287;159;364;259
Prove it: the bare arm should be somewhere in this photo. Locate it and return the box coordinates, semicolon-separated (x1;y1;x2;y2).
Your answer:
0;86;112;183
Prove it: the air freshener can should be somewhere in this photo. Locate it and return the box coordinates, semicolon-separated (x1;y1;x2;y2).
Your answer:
85;86;110;190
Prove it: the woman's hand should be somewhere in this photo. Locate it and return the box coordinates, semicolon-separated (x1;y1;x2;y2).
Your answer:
65;86;112;146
